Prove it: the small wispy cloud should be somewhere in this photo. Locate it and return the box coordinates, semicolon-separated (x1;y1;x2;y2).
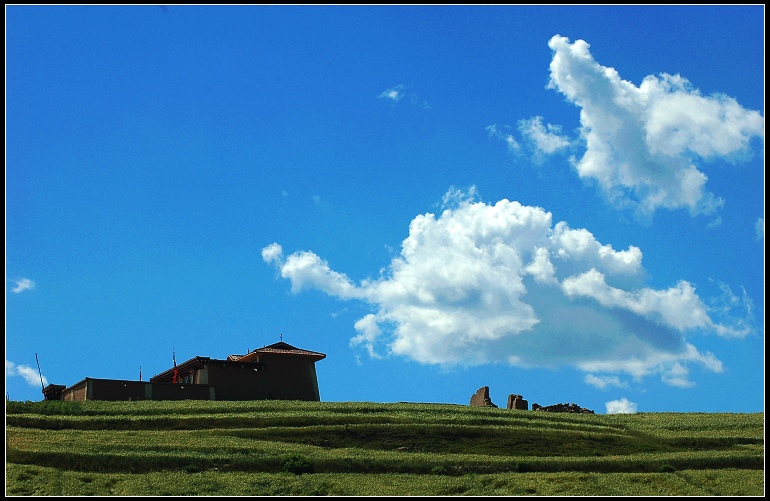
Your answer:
12;278;35;293
378;84;405;103
441;185;479;208
486;125;520;152
378;84;429;108
487;118;571;165
661;362;695;388
330;307;348;318
605;398;637;414
518;116;571;155
585;374;628;390
6;360;47;388
704;279;755;339
756;217;764;241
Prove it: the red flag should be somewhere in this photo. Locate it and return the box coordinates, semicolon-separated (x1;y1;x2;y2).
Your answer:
172;351;178;384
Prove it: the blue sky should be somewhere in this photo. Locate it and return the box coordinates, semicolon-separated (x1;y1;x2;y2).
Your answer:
6;5;764;414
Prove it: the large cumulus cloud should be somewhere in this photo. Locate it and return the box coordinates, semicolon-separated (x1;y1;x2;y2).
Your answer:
492;35;764;221
263;188;753;387
547;35;763;219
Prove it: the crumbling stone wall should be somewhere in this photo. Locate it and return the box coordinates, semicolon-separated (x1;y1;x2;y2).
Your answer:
507;394;528;410
469;387;592;414
469;386;497;407
531;402;594;414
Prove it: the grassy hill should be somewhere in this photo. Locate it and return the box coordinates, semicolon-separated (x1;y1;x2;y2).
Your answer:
5;400;764;496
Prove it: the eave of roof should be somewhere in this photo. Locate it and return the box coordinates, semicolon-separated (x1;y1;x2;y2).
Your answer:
230;342;326;363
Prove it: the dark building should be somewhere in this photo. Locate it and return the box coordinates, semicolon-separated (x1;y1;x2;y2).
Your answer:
58;378;214;402
50;341;325;402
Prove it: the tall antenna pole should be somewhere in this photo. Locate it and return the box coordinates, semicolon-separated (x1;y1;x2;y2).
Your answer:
35;353;45;394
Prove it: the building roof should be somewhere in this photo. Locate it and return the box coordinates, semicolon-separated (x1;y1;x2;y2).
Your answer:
150;356;209;383
228;341;326;363
145;342;324;382
149;356;264;383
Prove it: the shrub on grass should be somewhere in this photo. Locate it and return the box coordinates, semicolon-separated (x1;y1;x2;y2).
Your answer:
430;465;449;475
183;464;203;474
282;455;314;475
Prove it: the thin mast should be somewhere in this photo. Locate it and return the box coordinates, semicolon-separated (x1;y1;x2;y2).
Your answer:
35;353;45;394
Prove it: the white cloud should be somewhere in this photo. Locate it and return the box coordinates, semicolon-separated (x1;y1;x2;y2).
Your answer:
486;124;520;151
261;243;284;265
661;361;694;388
561;270;713;332
441;185;479;208
518;116;571;154
578;342;723;388
275;249;366;299
545;35;764;220
605;398;637;414
378;84;405;102
263;188;751;385
702;280;755;339
6;360;47;387
350;314;384;359
378;84;430;108
487;118;571;166
756;217;764;241
585;374;628;390
12;278;35;293
330;307;348;318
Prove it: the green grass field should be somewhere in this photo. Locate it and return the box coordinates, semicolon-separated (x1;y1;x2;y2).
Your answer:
5;400;764;496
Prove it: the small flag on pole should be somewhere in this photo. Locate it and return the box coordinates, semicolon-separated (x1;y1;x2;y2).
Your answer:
139;366;142;381
172;349;178;384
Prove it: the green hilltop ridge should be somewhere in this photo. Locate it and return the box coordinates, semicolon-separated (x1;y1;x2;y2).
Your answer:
5;400;764;496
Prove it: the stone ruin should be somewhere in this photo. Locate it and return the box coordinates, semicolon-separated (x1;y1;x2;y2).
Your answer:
507;394;528;410
469;386;498;407
469;387;528;410
531;402;595;414
469;387;593;414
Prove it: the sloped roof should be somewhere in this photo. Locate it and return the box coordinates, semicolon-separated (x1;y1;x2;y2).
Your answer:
149;356;264;383
150;343;325;382
149;356;211;382
229;341;326;363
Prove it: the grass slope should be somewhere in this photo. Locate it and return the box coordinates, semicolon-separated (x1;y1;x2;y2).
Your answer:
5;400;764;496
